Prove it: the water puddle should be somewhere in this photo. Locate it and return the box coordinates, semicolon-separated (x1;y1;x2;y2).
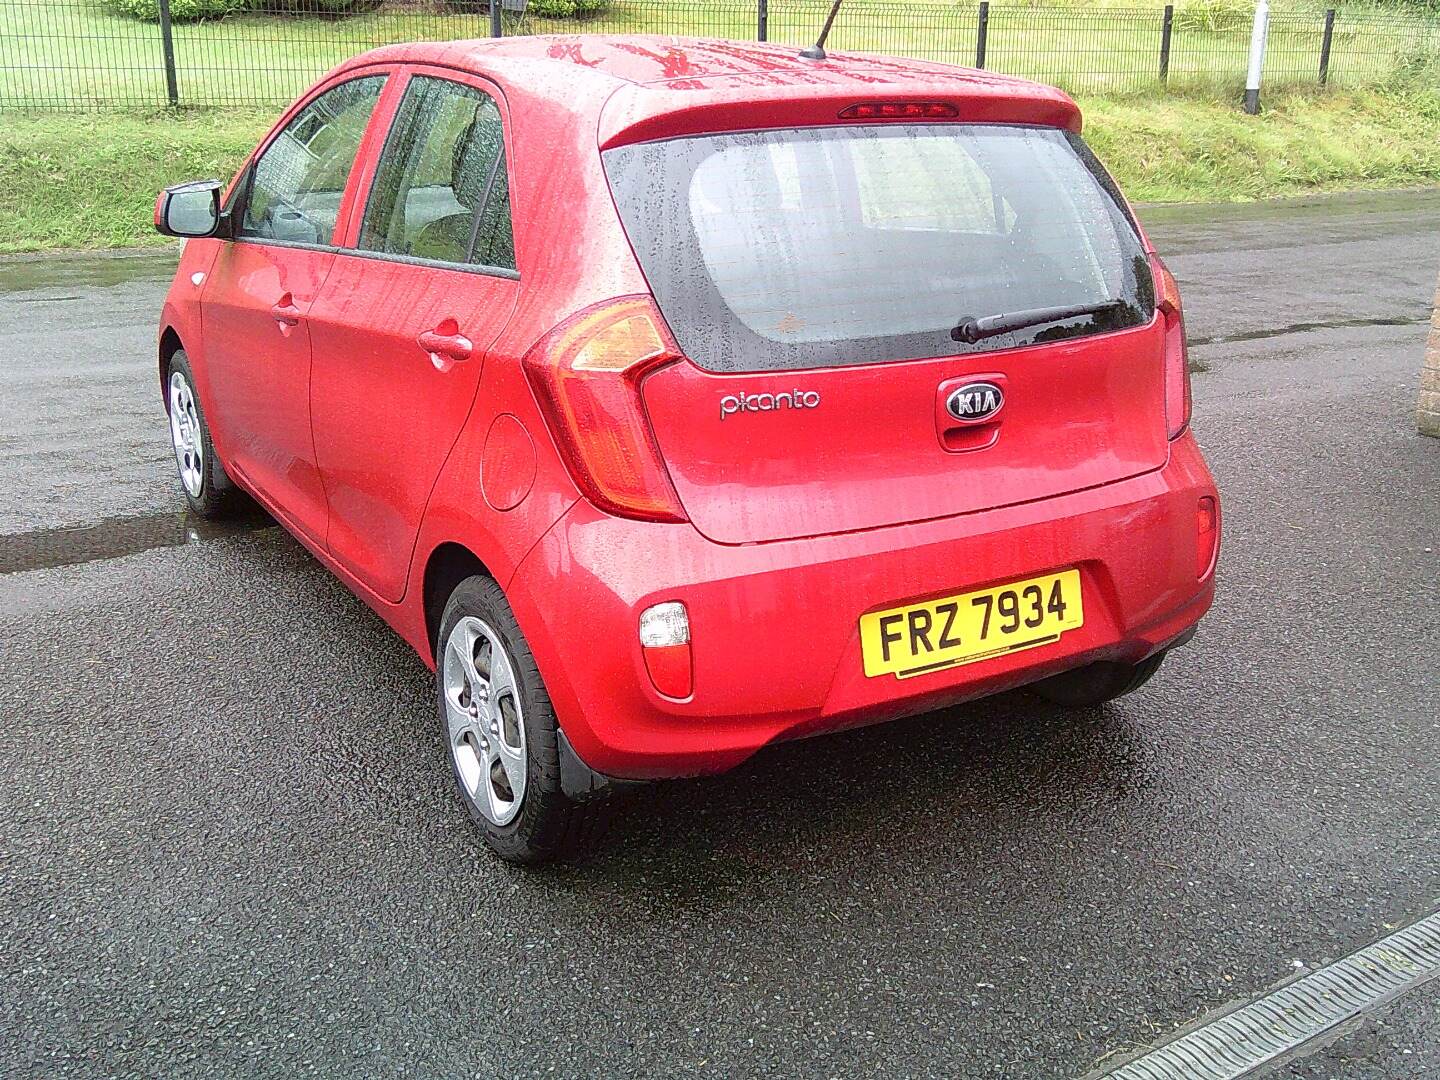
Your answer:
0;250;179;293
0;508;273;575
1190;312;1429;347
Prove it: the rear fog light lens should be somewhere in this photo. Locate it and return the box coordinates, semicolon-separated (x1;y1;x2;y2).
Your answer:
639;601;692;699
1197;496;1219;579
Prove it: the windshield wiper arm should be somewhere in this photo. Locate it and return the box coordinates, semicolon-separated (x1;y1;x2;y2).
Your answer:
949;300;1125;345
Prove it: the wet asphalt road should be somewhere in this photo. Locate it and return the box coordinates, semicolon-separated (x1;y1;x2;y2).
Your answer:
2;189;1438;1078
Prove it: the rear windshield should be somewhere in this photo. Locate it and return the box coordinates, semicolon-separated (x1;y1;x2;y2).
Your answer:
603;124;1153;373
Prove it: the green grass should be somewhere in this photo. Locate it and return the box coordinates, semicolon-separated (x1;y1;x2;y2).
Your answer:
1084;81;1440;202
0;109;272;251
3;80;1437;253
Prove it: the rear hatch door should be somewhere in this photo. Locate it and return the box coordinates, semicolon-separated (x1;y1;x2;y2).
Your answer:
604;122;1167;545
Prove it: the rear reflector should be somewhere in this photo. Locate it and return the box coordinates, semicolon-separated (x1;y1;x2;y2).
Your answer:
838;101;959;120
639;602;692;699
522;297;687;522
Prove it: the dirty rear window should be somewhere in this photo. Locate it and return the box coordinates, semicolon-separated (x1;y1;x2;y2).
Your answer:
603;124;1153;373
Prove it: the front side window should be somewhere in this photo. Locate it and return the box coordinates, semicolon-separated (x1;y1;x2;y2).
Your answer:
604;124;1152;373
358;75;515;270
239;75;386;246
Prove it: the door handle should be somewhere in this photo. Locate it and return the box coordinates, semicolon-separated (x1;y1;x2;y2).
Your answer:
417;321;473;371
270;293;301;328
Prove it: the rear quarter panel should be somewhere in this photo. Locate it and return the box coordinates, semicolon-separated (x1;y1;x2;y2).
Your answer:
403;72;654;660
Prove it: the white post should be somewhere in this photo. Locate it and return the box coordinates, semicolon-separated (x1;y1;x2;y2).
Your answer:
1244;0;1270;114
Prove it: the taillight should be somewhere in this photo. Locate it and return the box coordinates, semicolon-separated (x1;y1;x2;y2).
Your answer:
522;296;687;523
1150;253;1191;440
1196;496;1219;579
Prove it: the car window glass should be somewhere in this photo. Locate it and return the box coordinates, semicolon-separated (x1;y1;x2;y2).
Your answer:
469;158;515;270
850;136;1015;234
358;75;515;270
240;76;385;247
605;125;1149;372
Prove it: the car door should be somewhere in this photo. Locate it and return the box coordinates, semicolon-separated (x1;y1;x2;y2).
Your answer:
307;69;520;602
201;73;388;543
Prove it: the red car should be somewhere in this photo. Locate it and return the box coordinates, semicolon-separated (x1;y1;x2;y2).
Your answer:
154;35;1219;862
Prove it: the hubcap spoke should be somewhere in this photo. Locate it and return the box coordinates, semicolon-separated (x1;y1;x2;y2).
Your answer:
454;730;486;797
442;647;474;736
493;729;524;794
486;638;518;704
459;628;487;704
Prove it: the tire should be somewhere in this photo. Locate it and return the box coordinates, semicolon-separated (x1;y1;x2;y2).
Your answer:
1031;651;1166;708
164;350;246;518
436;575;611;863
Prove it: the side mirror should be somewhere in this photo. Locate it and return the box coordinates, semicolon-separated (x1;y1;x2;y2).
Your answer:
154;180;231;239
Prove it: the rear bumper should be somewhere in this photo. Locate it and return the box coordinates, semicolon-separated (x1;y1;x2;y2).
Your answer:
509;432;1219;780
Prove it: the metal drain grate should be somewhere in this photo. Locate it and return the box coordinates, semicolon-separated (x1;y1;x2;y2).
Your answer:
1096;907;1440;1080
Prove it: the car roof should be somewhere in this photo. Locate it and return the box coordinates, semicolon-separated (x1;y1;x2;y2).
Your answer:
338;34;1082;141
348;34;1036;89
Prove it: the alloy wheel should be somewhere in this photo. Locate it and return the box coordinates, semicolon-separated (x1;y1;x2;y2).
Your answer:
168;370;204;498
442;615;527;826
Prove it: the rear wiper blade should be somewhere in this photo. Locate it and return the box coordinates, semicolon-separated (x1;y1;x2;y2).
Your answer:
949;300;1125;344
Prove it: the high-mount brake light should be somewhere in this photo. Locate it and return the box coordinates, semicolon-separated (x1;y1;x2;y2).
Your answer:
522;296;688;523
1150;253;1192;440
838;101;959;120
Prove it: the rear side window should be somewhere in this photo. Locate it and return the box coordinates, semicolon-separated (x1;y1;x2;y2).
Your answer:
358;75;515;271
240;75;386;246
604;124;1152;372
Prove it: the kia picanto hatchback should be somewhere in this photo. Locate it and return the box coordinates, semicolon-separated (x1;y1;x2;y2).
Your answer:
154;36;1219;862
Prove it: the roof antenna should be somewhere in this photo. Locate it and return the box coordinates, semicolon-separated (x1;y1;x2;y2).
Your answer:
799;0;844;61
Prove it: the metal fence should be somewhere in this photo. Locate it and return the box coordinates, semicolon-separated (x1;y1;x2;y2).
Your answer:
0;0;1437;109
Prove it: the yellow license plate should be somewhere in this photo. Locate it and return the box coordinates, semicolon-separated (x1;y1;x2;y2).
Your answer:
860;569;1084;679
